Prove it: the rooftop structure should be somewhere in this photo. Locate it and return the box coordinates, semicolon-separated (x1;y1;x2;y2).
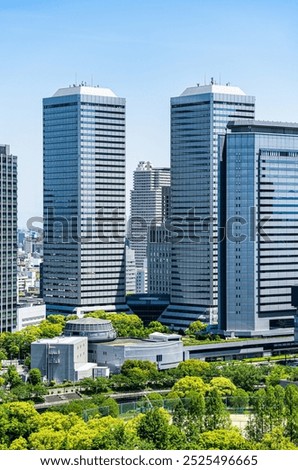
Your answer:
64;317;116;342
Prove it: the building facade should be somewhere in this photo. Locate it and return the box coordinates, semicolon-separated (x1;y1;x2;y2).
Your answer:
160;83;255;329
88;332;184;373
43;85;127;316
129;161;170;293
148;224;171;294
0;145;17;332
31;336;96;383
126;246;137;294
219;120;298;336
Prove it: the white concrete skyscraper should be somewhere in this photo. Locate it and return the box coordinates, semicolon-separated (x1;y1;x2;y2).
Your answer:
43;85;127;315
129;161;170;293
0;145;17;332
160;83;255;329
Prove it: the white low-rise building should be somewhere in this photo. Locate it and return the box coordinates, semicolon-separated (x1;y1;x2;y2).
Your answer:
31;336;97;383
16;303;46;331
88;332;184;373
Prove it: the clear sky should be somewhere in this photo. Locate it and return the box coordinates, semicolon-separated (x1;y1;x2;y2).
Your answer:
1;0;297;228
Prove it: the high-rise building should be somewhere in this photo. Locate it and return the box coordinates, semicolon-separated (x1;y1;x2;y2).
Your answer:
148;186;171;294
129;161;170;293
43;85;127;316
219;120;298;337
160;83;255;329
0;145;17;332
126;246;136;294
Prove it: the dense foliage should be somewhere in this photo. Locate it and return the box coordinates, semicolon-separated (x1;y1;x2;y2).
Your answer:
1;315;298;450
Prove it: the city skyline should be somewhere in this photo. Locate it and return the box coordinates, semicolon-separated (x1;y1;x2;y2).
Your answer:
0;0;297;227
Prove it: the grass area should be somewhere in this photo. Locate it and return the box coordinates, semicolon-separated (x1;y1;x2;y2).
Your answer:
182;336;252;346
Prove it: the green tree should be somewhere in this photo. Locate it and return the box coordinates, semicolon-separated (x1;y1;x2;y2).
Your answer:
265;385;285;431
221;363;265;392
47;315;67;325
28;429;67;450
258;427;297;450
137;408;170;449
145;321;170;334
229;388;249;412
172;376;208;397
284;384;298;443
177;359;211;379
185;320;207;336
38;320;64;338
28;368;42;386
197;428;250;450
121;359;157;376
3;365;22;388
204;388;231;431
8;383;32;401
0;401;40;445
210;377;236;396
265;365;289;386
9;437;28;450
99;397;119;418
246;388;268;441
147;392;164;408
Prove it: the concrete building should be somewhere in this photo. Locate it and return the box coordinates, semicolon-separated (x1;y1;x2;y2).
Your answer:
88;332;184;373
0;145;17;332
129;161;171;293
219;120;298;337
160;82;255;329
136;259;147;294
126;246;137;294
43;84;127;316
31;336;97;383
16;303;46;331
31;317;183;381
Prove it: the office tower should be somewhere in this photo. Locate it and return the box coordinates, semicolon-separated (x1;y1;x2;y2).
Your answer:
219;120;298;337
43;85;126;315
129;161;170;292
126;246;136;294
160;82;255;329
0;145;17;332
148;186;171;294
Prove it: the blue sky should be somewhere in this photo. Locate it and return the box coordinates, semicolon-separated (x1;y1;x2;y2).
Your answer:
0;0;297;227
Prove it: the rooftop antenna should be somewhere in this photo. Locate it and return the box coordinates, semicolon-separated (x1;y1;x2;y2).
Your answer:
75;72;77;86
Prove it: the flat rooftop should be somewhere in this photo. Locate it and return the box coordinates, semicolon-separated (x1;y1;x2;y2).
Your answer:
52;85;117;98
180;84;247;97
66;318;112;326
32;336;87;346
228;119;298;133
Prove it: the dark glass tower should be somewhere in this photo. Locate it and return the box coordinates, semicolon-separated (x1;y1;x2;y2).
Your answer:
220;120;298;336
0;145;17;332
160;83;255;329
43;85;126;316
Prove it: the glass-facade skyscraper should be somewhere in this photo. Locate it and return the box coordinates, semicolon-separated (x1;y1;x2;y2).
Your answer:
0;145;17;332
43;85;126;315
219;120;298;336
160;83;255;329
